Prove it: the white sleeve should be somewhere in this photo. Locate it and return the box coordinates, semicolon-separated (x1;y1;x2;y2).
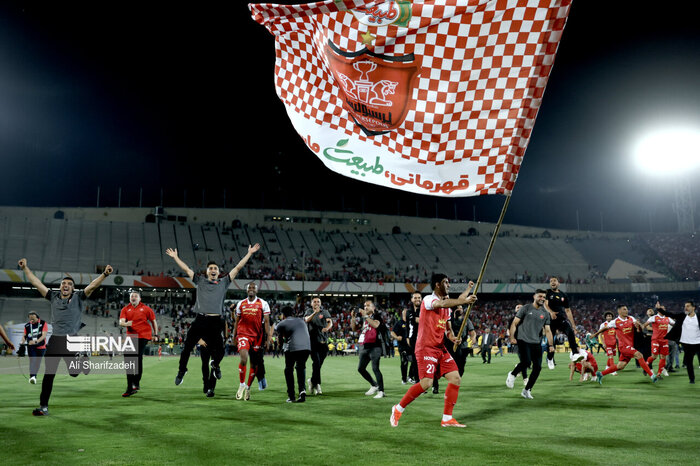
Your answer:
262;299;271;315
669;317;676;325
599;322;608;331
235;301;242;316
604;320;616;329
423;295;439;311
647;316;656;324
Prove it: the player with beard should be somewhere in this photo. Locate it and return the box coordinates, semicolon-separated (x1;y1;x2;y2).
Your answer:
233;282;272;401
506;290;555;399
167;244;260;396
545;277;587;369
19;258;113;416
591;304;658;384
404;292;422;383
390;275;477;428
304;297;332;395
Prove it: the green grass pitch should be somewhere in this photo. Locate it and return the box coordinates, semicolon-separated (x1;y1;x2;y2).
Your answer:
2;352;699;465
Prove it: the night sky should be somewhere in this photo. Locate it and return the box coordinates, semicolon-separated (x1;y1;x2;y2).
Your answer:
1;1;699;232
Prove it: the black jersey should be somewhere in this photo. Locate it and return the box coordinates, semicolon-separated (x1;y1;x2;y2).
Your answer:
546;288;570;318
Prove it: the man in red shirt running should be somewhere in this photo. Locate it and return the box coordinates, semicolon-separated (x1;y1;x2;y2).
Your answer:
233;283;272;401
643;302;675;378
591;304;658;384
598;311;618;375
390;274;476;428
119;290;158;397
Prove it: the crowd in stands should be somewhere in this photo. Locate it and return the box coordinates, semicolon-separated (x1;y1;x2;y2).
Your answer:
643;233;700;281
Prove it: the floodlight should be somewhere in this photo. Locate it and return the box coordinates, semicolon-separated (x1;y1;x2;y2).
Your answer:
633;127;700;176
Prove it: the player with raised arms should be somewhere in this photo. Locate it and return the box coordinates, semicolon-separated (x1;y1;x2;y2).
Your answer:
167;244;260;395
19;258;112;416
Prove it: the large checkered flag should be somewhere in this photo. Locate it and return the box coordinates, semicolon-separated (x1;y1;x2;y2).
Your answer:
250;0;572;197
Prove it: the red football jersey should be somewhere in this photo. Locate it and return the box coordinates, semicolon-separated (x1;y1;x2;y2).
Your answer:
598;321;617;347
415;294;450;353
604;316;637;348
119;303;156;340
647;314;675;341
575;350;598;373
235;297;270;338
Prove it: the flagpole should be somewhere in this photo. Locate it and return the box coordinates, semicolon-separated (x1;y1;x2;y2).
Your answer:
453;194;511;351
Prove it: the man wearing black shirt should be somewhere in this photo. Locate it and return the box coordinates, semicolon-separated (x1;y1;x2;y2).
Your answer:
351;300;385;398
404;292;421;383
21;312;48;384
391;314;410;384
545;277;586;369
450;305;476;376
304;297;332;395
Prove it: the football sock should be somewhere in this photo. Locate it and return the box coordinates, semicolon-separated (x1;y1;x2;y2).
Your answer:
601;365;618;376
399;382;426;409
638;358;654;376
443;383;459;417
238;363;246;384
658;358;666;374
247;368;256;387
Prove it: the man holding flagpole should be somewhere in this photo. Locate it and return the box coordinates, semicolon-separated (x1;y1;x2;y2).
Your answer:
390;275;475;427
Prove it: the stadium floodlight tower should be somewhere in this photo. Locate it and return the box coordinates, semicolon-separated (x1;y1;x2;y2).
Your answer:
633;126;700;233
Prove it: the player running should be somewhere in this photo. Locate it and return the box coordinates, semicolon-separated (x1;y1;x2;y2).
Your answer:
390;275;476;428
643;302;675;378
233;282;272;401
591;304;658;384
598;311;618;375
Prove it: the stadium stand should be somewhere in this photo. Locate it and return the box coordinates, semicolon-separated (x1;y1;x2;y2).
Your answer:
0;206;677;284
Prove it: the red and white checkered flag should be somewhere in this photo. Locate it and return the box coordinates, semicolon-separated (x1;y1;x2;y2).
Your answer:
250;0;572;196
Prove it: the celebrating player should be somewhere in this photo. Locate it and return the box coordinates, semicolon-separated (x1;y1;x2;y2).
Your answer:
167;244;260;395
643;302;675;378
568;349;598;382
545;277;587;368
232;282;272;401
19;258;112;416
591;304;658;384
390;275;476;428
506;290;555;399
598;311;619;375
